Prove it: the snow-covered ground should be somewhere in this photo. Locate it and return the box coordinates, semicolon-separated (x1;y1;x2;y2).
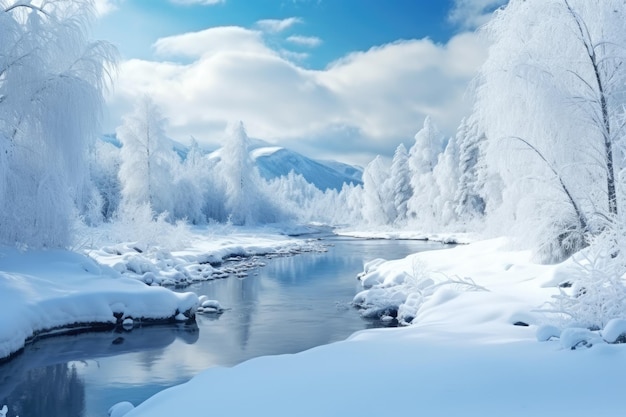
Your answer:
335;227;475;244
118;237;626;417
0;226;323;362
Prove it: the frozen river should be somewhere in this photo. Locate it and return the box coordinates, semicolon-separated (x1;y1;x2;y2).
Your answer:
0;237;448;417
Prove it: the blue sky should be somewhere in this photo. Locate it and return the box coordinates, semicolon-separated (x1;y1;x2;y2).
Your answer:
94;0;505;166
96;1;457;68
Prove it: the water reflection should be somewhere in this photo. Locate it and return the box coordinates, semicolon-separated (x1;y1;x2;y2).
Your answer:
6;363;85;417
0;237;446;417
0;324;198;417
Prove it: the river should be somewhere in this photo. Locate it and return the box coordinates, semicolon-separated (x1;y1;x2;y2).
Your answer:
0;237;447;417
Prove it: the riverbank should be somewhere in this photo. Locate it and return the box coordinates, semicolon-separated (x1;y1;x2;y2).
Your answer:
0;226;320;362
123;236;626;417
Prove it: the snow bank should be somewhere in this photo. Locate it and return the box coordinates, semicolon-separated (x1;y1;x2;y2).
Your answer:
89;227;326;286
123;236;626;416
0;248;198;360
336;228;475;244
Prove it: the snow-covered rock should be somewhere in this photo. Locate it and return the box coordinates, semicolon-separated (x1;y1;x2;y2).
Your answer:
559;328;604;350
109;401;134;417
602;319;626;343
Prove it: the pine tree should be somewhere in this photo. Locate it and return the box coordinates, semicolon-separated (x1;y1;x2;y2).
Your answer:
388;143;412;225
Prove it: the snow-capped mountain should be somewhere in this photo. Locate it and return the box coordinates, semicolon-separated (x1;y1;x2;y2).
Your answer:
250;146;362;191
101;134;362;191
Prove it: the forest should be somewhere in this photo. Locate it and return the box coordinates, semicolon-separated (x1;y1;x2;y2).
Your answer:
1;0;626;316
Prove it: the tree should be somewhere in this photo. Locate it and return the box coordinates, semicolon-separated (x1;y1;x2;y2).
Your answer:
407;116;446;229
388;143;412;225
117;96;176;215
432;133;460;227
475;0;626;260
218;121;286;225
0;0;116;247
454;116;486;222
362;156;393;225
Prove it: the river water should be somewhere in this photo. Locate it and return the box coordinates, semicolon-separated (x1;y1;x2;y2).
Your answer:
0;237;447;417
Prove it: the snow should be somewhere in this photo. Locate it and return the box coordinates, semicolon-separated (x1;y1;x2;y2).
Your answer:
109;401;135;417
121;236;626;416
0;247;198;360
336;228;475;244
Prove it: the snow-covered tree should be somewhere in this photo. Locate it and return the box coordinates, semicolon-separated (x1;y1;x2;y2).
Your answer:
0;0;116;247
117;96;176;216
454;116;486;222
407;116;446;229
388;144;412;225
219;122;286;225
475;0;626;260
432;133;460;227
362;156;393;225
89;138;122;220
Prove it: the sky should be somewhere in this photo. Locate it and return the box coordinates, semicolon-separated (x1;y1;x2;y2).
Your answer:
94;0;505;166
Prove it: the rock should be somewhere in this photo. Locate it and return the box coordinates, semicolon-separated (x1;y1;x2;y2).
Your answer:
122;318;133;330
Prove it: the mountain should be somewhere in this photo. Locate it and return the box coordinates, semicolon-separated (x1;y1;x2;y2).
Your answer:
250;146;362;191
102;134;363;191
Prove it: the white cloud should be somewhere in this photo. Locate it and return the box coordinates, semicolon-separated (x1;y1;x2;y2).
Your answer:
153;26;272;59
105;27;488;166
255;17;302;34
449;0;506;29
94;0;123;16
286;35;322;48
169;0;225;5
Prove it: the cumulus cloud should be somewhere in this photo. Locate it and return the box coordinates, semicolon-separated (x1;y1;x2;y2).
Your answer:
255;17;302;33
449;0;506;29
286;35;322;48
106;27;487;165
153;26;272;59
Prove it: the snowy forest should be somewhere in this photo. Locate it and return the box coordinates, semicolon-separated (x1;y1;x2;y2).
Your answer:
1;0;626;267
4;0;626;415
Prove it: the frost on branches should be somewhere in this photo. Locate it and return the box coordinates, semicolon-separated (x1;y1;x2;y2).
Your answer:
475;0;626;261
0;0;116;247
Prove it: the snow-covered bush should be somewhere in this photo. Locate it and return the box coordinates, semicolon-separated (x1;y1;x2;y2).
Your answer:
545;233;626;331
107;203;192;251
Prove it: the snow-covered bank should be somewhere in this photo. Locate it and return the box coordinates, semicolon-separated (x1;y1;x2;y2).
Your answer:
88;225;327;286
0;227;320;361
122;237;626;416
0;248;197;361
335;228;475;244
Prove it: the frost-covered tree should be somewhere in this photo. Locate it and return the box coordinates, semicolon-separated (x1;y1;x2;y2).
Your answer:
407;116;446;229
172;138;223;224
454;116;486;222
0;0;116;247
90;138;122;220
388;143;412;225
476;0;626;260
219;121;286;225
432;133;459;227
362;156;393;225
117;96;176;216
